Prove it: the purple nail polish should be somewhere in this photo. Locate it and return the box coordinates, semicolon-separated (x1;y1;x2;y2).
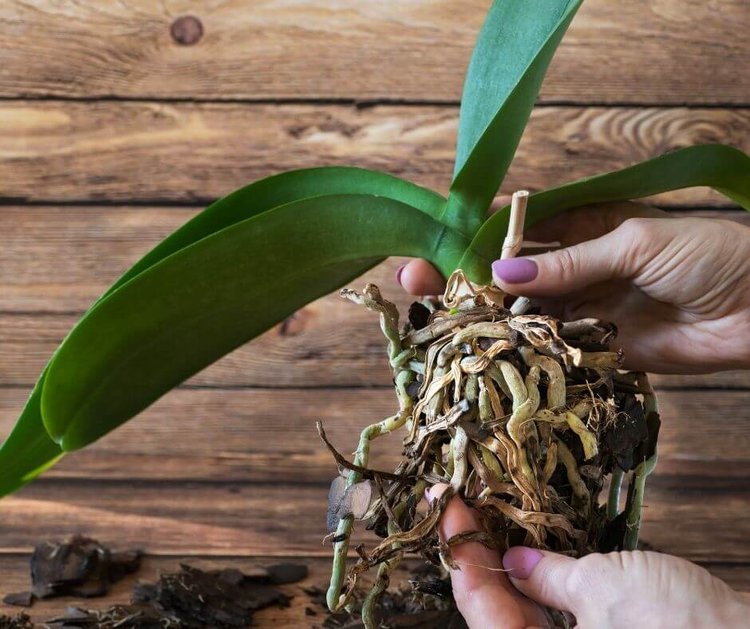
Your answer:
395;264;406;285
492;258;538;284
502;546;543;580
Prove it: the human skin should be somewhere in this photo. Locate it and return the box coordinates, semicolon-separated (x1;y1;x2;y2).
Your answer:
429;483;749;629
400;203;750;627
397;202;750;373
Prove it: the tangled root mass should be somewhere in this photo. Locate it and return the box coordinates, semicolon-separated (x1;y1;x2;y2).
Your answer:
322;271;660;626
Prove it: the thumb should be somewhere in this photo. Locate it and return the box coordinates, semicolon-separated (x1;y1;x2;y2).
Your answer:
491;222;639;297
502;547;579;614
504;547;749;627
428;485;550;628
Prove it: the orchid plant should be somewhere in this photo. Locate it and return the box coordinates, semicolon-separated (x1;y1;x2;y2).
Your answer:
2;1;749;624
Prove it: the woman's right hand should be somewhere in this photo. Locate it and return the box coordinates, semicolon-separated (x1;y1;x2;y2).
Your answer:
399;203;750;374
431;484;750;629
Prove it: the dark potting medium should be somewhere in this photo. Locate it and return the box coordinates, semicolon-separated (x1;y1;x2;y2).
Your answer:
2;536;142;608
0;614;33;629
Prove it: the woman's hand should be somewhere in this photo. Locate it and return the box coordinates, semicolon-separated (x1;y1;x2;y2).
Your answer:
431;485;749;629
397;203;750;373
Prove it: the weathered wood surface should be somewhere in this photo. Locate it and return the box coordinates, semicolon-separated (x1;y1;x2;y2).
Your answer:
2;207;748;315
0;475;744;562
3;306;749;390
0;555;747;622
2;554;745;623
1;0;749;614
1;103;747;204
0;387;748;483
2;207;749;389
0;0;747;104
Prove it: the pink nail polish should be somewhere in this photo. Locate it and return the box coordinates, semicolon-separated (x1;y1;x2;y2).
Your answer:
492;258;538;284
502;546;543;579
395;264;406;285
426;483;449;506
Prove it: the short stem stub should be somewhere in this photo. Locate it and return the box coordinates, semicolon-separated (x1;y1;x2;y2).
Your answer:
501;190;529;260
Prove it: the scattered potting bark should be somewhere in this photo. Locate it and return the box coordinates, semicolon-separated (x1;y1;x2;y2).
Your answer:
266;563;310;585
133;564;292;627
2;536;142;608
0;594;32;609
44;604;170;628
0;614;33;629
33;563;306;629
306;563;468;629
4;543;461;627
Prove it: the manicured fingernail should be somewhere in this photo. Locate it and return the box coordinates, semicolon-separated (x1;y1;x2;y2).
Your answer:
502;546;543;580
395;264;406;285
492;258;538;284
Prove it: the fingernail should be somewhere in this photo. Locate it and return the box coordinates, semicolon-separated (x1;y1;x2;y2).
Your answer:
492;258;538;284
395;264;406;285
502;546;543;580
426;483;449;506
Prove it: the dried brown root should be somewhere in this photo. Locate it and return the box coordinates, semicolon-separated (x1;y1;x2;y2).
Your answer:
323;270;660;628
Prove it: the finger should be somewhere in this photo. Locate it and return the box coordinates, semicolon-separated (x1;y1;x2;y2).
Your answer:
491;220;643;297
525;202;666;246
429;484;549;629
502;547;578;614
397;259;446;296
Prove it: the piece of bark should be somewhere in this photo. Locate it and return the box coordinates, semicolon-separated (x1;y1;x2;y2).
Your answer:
30;536;142;600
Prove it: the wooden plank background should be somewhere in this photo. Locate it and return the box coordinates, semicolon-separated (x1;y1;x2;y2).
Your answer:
0;0;748;623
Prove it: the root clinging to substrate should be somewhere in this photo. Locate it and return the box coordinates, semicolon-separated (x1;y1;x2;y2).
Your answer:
322;271;660;628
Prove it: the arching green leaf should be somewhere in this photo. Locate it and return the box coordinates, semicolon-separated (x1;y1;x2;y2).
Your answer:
445;0;582;230
0;372;64;497
461;145;750;282
102;166;447;299
1;168;446;495
41;194;470;452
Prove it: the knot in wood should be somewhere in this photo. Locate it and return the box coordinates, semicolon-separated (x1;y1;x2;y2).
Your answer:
170;15;204;46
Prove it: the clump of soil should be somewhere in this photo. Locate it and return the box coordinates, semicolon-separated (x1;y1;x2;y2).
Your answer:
3;536;141;608
322;273;660;627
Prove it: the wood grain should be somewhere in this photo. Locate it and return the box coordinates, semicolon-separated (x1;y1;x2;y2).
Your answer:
0;0;747;104
1;212;748;389
1;387;748;483
0;0;747;619
1;103;747;204
1;208;749;389
0;555;747;621
2;207;747;315
0;475;745;563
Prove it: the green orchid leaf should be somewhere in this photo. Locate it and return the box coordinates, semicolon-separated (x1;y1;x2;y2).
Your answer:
461;145;750;282
0;371;65;496
40;194;470;452
1;167;446;496
102;166;447;299
445;0;582;230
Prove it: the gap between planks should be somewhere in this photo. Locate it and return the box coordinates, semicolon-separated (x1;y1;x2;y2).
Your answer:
1;95;749;109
